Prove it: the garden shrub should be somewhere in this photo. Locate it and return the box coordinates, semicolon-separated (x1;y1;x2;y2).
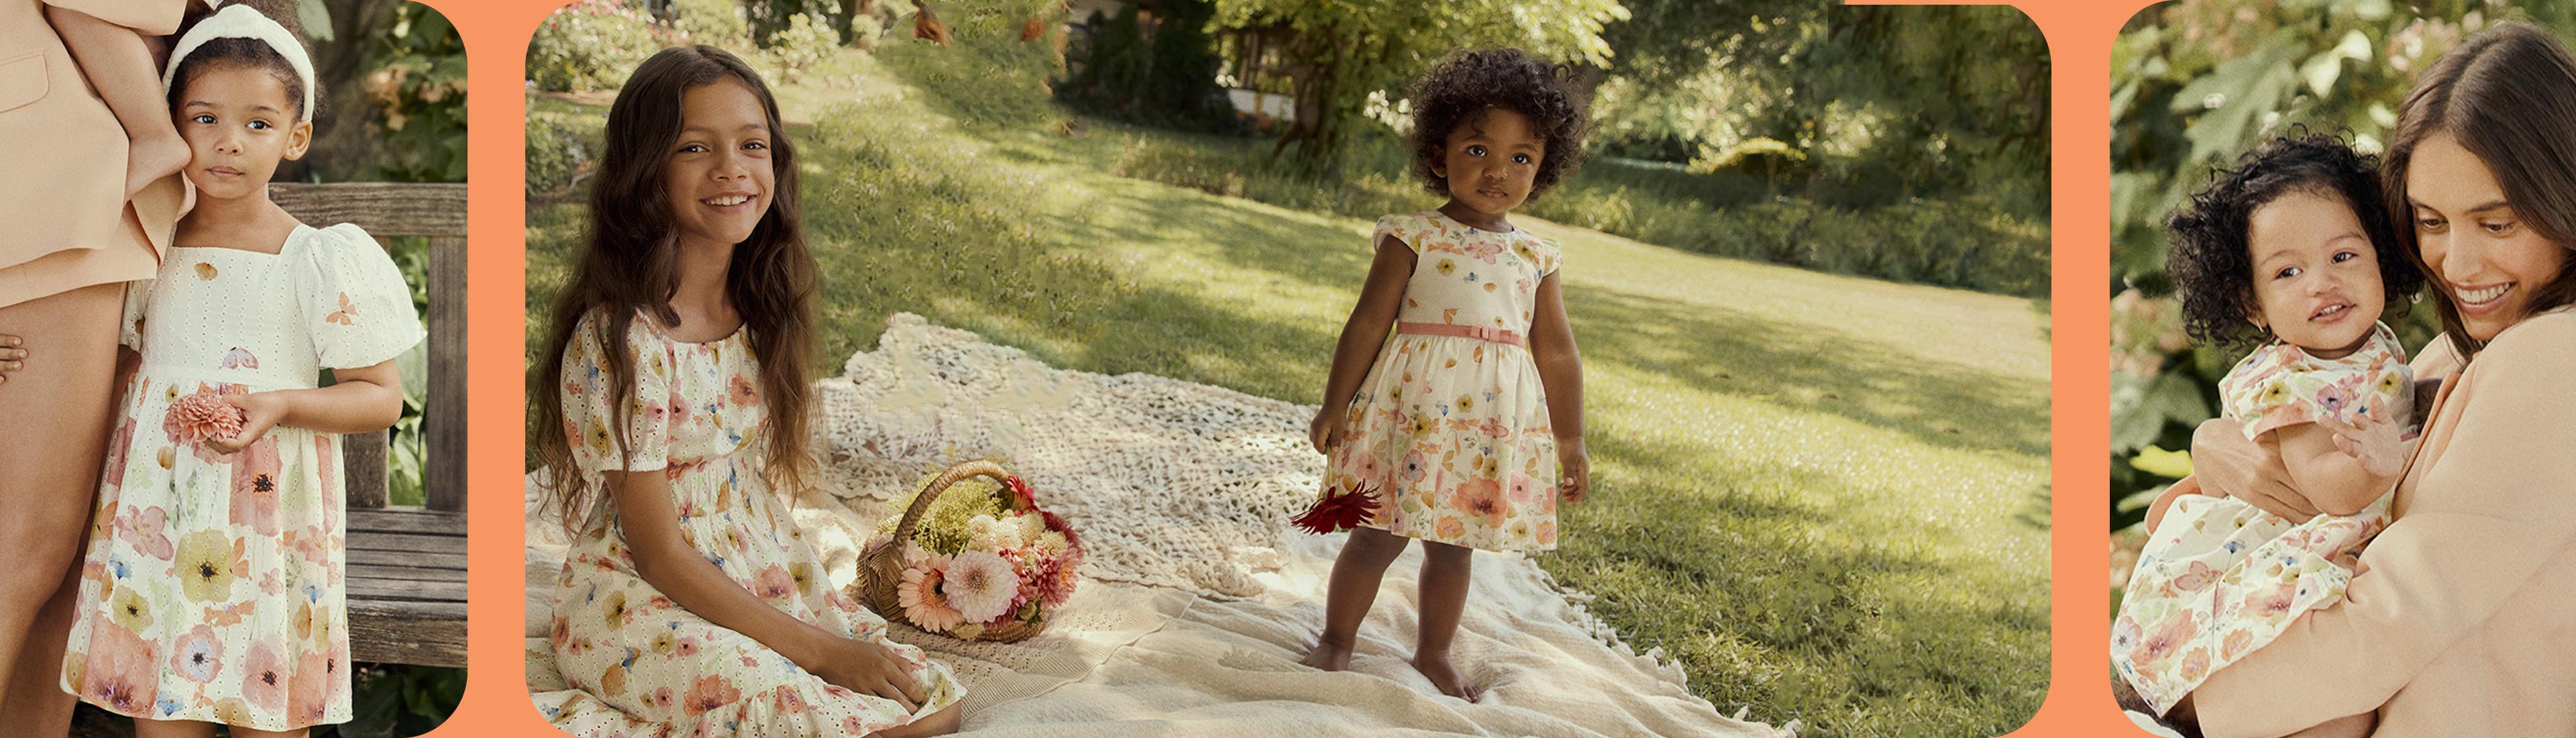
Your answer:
527;0;662;92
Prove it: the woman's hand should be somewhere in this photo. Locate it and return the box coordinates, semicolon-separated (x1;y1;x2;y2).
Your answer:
807;635;924;713
1308;405;1347;455
2191;417;2318;522
0;334;23;383
210;391;289;454
1556;438;1590;505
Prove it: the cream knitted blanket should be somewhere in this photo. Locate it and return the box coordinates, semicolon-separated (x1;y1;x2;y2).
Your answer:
526;313;1788;737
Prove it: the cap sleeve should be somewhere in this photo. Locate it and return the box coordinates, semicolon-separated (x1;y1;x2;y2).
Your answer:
294;223;426;370
1534;235;1564;276
119;278;154;350
561;309;672;474
1371;213;1429;253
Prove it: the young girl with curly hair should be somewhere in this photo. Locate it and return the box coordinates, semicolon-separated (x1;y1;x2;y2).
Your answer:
2112;131;2428;735
1298;48;1591;702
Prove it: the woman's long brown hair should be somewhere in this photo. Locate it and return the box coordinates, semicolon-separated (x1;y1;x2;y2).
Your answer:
2383;23;2576;361
530;46;818;533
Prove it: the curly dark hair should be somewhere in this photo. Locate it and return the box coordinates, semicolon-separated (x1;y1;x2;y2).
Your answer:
2165;131;2423;349
1407;48;1589;199
166;0;316;121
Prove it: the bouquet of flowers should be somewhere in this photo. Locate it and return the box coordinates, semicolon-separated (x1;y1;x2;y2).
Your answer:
852;460;1082;642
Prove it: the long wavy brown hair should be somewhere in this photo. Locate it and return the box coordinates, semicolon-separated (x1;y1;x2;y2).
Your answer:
2383;23;2576;361
530;46;818;533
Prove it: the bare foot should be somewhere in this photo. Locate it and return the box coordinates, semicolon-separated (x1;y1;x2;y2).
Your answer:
126;133;191;198
1410;652;1482;702
1301;635;1354;671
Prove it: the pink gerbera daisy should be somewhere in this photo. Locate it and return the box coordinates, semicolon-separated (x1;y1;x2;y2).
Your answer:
899;566;965;633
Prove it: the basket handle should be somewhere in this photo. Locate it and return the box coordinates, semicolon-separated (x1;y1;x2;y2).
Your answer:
892;460;1014;543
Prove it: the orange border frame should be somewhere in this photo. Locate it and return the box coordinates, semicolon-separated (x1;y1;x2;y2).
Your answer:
408;1;2149;734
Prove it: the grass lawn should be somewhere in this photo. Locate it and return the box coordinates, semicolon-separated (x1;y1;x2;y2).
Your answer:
527;50;2049;737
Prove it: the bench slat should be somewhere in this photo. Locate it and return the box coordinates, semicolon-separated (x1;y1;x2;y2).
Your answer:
347;507;468;536
348;563;468;584
349;599;466;668
346;532;468;555
347;548;466;572
347;577;468;602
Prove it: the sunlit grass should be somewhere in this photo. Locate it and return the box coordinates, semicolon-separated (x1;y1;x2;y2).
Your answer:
525;51;2050;737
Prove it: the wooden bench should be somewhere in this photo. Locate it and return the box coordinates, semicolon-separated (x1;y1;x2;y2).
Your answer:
271;182;467;668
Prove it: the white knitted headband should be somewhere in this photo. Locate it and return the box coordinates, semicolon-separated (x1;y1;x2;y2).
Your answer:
162;3;316;122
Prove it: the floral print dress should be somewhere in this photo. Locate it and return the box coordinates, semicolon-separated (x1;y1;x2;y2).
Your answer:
1322;211;1564;552
2112;323;2414;715
535;309;963;736
60;223;423;730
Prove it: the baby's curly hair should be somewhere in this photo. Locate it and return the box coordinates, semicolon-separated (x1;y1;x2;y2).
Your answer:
1407;48;1589;199
2165;131;2422;349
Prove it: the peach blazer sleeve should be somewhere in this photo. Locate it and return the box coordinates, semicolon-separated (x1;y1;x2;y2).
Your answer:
36;0;189;31
0;0;189;305
2194;312;2576;737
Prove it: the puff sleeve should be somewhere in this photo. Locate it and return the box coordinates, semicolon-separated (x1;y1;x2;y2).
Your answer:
294;223;425;370
560;309;672;474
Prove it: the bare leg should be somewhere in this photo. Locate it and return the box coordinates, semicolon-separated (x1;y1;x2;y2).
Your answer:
2283;713;2375;738
0;282;121;736
133;718;221;738
46;6;191;197
229;725;309;738
1301;527;1409;670
1411;539;1480;701
867;702;965;737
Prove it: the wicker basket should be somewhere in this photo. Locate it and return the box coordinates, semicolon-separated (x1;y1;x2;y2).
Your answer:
850;460;1050;643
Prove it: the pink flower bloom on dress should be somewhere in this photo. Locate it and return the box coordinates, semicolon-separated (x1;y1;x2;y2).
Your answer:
241;643;288;716
2134;611;2198;665
170;625;223;682
119;505;174;561
682;674;741;717
1507;474;1540;506
729;376;759;407
1455;478;1507;526
900;566;965;633
290;648;336;725
165;391;246;445
1352;452;1383;486
103;417;136;490
230;437;282;535
751;564;795;600
79;616;160;715
944;551;1020;623
1401;450;1430;483
2242;582;2299;617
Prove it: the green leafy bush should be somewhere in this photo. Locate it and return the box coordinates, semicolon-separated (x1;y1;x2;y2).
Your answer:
672;0;751;47
528;0;663;92
764;12;839;81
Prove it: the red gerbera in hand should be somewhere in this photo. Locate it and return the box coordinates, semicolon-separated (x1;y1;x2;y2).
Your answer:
1291;483;1381;535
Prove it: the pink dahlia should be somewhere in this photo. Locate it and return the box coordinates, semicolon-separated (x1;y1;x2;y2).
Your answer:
943;551;1021;623
166;392;246;445
898;566;965;633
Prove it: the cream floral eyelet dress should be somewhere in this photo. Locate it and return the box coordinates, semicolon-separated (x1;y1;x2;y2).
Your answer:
2112;323;2414;716
1323;210;1564;552
534;308;963;736
61;223;423;731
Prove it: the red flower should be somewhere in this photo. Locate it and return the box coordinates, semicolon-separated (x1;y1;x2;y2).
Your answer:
1291;483;1381;535
1003;476;1038;512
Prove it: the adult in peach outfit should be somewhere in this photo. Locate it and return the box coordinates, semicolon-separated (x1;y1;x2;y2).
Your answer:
0;0;191;733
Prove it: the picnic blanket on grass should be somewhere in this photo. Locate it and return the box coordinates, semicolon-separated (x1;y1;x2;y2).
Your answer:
525;313;1786;737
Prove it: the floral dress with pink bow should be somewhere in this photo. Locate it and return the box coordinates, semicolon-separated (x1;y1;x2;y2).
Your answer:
1321;211;1564;553
533;309;963;736
2112;323;2414;715
60;223;422;730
